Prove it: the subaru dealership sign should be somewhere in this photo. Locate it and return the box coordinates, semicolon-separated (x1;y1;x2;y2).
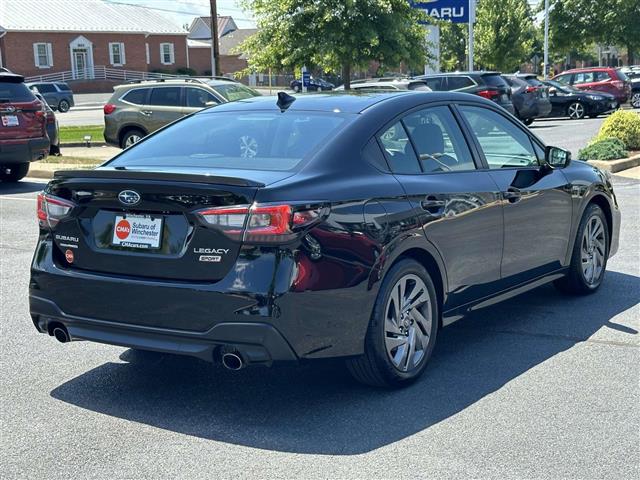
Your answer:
410;0;470;24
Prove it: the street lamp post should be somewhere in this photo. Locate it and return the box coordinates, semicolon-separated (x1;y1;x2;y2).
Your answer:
543;0;549;78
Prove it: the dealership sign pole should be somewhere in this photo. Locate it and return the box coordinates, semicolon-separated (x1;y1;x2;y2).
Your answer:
410;0;472;73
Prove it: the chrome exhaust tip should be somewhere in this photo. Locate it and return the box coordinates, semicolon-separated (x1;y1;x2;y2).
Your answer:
52;326;70;343
221;352;244;371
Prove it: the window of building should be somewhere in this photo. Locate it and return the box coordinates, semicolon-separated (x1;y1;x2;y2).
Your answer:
33;43;53;68
160;43;175;65
109;42;126;66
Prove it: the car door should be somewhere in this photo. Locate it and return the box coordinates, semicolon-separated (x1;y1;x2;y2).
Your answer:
457;104;572;285
377;105;504;309
142;86;185;133
183;87;222;115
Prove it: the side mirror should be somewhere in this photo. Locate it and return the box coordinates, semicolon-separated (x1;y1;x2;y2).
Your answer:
545;146;571;168
549;87;557;96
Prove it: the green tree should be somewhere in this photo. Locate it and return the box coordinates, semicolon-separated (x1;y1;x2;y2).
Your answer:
238;0;430;89
474;0;535;72
439;21;467;71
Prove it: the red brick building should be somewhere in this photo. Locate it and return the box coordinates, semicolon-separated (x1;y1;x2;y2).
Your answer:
0;0;188;80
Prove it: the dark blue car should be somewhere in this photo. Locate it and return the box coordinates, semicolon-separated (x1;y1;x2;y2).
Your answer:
290;77;335;92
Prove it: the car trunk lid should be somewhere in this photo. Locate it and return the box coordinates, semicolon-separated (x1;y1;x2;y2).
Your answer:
45;169;264;282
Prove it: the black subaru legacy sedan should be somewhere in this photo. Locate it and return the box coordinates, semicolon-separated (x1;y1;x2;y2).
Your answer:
30;91;620;387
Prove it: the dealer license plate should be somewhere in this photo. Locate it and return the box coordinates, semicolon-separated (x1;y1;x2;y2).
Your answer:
112;214;163;249
1;115;19;127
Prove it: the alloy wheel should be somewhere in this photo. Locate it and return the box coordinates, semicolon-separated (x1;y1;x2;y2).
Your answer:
568;102;585;119
631;93;640;109
384;274;432;372
581;215;606;285
125;134;141;147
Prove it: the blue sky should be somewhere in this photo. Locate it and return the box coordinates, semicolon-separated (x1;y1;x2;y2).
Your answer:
105;0;255;29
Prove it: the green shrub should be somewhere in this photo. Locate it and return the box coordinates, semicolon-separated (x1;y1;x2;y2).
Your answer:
175;67;197;76
595;110;640;150
578;137;628;161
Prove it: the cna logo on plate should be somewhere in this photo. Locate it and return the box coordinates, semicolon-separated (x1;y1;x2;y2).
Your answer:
115;219;131;240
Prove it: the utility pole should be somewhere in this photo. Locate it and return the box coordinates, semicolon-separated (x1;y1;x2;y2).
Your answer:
543;0;549;78
209;0;219;76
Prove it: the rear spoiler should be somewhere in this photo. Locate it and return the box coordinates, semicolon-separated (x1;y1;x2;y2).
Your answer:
53;169;265;187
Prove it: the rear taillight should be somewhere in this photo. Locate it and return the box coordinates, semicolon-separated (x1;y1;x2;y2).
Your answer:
612;80;624;90
103;104;116;115
196;203;324;243
525;86;537;93
37;193;75;229
35;110;46;122
477;89;500;100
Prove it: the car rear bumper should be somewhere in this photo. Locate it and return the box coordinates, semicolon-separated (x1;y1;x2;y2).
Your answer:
0;137;49;164
30;239;376;362
30;295;297;365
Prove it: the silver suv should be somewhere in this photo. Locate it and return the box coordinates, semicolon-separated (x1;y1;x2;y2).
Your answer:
103;78;260;148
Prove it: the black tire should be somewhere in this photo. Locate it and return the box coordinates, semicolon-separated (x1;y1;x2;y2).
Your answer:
58;99;70;113
567;101;586;119
346;259;439;388
120;129;145;149
554;204;609;295
0;163;29;182
292;84;301;93
523;118;534;126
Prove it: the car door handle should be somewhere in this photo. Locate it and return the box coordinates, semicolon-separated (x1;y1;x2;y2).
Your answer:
503;187;522;204
141;110;153;116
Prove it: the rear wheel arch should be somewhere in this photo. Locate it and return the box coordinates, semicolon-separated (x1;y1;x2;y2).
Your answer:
385;246;447;327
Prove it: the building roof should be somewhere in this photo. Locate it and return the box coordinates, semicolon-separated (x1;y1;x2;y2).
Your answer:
219;28;258;56
0;0;187;35
188;16;237;40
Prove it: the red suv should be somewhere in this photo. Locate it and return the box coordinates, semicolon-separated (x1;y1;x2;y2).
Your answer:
552;67;632;105
0;72;49;182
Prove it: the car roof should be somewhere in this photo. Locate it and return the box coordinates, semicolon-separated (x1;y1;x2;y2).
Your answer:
114;77;241;90
419;71;501;77
560;67;615;72
197;91;483;115
0;72;25;83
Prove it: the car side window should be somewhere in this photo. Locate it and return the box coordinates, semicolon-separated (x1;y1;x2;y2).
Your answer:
122;88;149;105
37;84;56;93
404;106;476;172
594;71;611;82
554;74;571;85
378;122;421;174
423;77;443;90
459;106;539;169
574;72;594;84
185;88;220;108
447;76;474;90
148;87;181;107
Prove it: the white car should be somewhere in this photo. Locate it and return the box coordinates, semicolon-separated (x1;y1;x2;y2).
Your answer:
335;77;432;92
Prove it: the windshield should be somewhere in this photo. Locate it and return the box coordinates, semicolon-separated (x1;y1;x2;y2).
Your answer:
108;111;351;172
211;83;261;102
616;69;629;81
545;80;577;94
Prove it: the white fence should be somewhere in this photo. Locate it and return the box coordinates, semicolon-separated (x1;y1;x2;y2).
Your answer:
25;66;188;84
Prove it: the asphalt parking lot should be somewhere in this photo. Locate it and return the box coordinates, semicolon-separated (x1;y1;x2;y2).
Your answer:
1;170;638;478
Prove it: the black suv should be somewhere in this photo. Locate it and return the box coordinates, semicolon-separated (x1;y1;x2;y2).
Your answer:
415;71;515;115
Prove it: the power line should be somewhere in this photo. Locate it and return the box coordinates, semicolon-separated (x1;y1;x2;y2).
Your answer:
103;0;254;22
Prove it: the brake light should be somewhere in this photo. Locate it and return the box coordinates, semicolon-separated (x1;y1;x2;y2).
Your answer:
103;104;116;115
196;203;323;243
35;110;46;122
37;193;75;229
477;89;500;100
525;86;537;93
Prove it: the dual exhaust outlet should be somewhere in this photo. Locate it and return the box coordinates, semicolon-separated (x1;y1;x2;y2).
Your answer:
51;323;246;371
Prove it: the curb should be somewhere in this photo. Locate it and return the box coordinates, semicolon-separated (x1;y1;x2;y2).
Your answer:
588;153;640;173
60;142;108;148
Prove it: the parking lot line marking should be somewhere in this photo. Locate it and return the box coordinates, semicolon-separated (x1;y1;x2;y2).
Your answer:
0;196;37;202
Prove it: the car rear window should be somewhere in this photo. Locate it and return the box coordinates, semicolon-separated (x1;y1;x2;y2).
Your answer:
122;88;149;105
108;111;351;171
523;77;544;87
482;74;508;87
0;82;36;102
